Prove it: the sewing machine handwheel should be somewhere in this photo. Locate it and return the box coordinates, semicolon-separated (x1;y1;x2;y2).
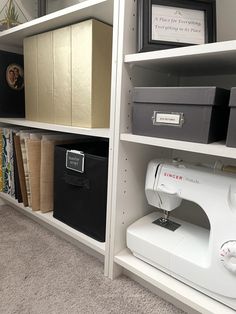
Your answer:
220;241;236;274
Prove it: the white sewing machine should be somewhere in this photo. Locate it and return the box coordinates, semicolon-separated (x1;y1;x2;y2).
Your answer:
127;159;236;310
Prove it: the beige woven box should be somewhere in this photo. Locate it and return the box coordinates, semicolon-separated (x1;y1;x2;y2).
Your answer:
24;19;112;127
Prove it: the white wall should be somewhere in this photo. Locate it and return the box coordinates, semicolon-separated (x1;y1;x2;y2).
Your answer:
46;0;87;14
216;0;236;41
18;0;38;20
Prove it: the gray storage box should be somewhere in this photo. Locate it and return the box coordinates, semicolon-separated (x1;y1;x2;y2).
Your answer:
132;87;230;144
226;88;236;147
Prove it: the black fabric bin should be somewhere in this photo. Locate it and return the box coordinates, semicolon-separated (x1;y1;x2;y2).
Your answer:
53;141;109;242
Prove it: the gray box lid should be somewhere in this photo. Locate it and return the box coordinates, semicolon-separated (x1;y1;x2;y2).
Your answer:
229;87;236;107
133;87;229;106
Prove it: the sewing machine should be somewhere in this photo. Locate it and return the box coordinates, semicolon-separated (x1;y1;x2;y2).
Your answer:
127;159;236;310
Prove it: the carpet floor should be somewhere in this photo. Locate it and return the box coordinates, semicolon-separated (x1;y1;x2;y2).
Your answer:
0;205;184;314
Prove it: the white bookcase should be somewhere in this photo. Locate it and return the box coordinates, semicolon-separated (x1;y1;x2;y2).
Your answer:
1;0;236;313
107;1;236;313
0;0;119;276
0;0;114;53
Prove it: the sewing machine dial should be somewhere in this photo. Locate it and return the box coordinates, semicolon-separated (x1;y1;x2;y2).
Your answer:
220;241;236;274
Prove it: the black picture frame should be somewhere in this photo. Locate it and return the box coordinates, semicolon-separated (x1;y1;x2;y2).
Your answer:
137;0;216;52
38;0;47;17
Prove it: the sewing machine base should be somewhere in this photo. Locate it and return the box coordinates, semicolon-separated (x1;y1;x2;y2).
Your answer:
127;212;236;310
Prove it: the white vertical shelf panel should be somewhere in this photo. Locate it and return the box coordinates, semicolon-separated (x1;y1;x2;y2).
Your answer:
103;0;120;276
108;0;137;278
0;192;105;255
0;0;113;51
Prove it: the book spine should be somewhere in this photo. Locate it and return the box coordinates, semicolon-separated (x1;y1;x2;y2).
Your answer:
20;136;31;207
40;140;55;212
2;128;11;194
12;131;22;203
9;129;15;198
14;135;28;207
27;139;41;211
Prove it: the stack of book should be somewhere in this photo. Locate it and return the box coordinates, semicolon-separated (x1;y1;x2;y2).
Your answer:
0;127;80;213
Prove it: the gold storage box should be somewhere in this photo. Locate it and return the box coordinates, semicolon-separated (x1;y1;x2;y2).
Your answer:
24;19;112;128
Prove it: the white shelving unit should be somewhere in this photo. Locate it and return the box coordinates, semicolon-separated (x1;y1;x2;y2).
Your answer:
2;0;236;313
125;40;236;75
115;249;235;314
0;0;113;53
0;118;110;138
121;134;236;159
108;0;236;313
0;0;119;277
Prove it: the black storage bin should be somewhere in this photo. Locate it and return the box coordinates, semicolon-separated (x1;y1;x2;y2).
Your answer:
0;50;25;117
53;141;109;242
226;87;236;147
132;87;230;144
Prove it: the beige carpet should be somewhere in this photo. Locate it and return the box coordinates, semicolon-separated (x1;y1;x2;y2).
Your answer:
0;205;184;314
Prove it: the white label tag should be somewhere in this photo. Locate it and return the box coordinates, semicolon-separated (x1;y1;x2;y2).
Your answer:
155;113;181;125
66;150;84;173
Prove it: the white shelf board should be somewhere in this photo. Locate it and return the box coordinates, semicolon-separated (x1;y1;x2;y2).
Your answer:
0;0;113;51
115;249;235;314
125;40;236;75
0;118;110;138
0;192;105;255
121;133;236;159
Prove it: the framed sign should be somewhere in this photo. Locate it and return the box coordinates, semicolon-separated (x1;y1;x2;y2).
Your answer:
137;0;216;52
